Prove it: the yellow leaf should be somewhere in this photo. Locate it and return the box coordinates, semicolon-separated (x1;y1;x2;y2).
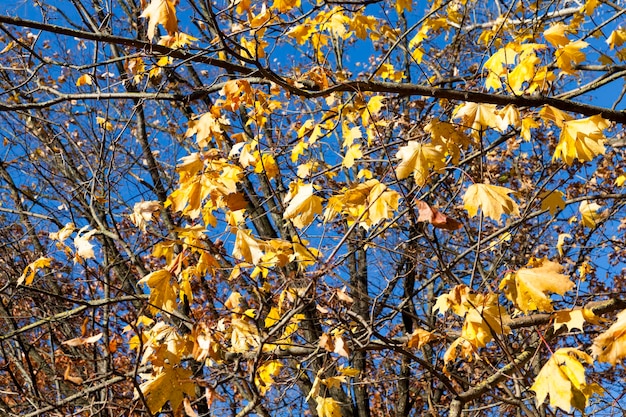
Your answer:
138;269;178;313
18;256;52;286
255;360;282;396
362;95;385;125
521;117;539;141
579;200;605;228
75;74;92;87
233;229;267;265
342;144;362;168
453;102;501;133
591;309;626;366
367;181;400;225
554;308;602;333
607;28;626;50
540;190;565;215
531;348;602;412
49;222;75;242
581;0;599;15
497;104;521;131
555;40;588;75
283;182;323;229
0;41;15;54
407;328;435;349
615;175;626;186
553;115;608;164
394;0;412;14
499;258;574;314
463;183;520;222
540;105;573;128
140;0;178;41
315;396;342;417
460;293;509;349
271;0;300;13
544;23;570;48
395;141;445;186
138;365;196;414
556;233;572;257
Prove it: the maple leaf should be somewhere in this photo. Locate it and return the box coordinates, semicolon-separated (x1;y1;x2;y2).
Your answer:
395;141;446;186
607;28;626;49
49;222;75;242
553;115;609;164
453;102;501;133
555;40;588;75
531;348;602;413
255;360;282;396
554;308;602;333
316;396;342;417
233;229;267;265
18;256;52;286
271;0;301;13
544;23;570;48
74;226;97;261
463;183;520;222
499;259;574;314
129;201;161;231
139;365;196;414
75;74;92;87
416;200;462;231
138;269;178;313
591;309;626;366
540;105;573;128
367;181;400;225
140;0;178;41
407;328;435;349
461;293;509;349
540;190;565;215
579;200;606;228
283;182;323;229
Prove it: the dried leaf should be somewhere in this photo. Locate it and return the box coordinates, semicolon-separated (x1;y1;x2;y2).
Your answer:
591;309;626;366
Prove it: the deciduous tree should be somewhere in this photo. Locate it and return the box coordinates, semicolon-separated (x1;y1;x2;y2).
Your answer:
1;0;625;416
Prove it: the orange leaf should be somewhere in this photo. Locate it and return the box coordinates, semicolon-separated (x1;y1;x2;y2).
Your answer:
140;0;179;41
416;200;462;231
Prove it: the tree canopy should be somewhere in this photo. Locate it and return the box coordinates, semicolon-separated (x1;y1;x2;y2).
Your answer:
1;0;626;416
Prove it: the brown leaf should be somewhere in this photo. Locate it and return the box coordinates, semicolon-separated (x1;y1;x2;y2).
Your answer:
416;200;462;230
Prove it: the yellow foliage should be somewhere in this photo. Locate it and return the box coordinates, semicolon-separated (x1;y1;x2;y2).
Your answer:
553;114;609;164
18;256;52;286
283;182;324;229
531;348;602;413
499;258;574;314
463;183;520;222
138;365;196;414
140;0;178;41
395;141;446;186
138;269;178;314
591;309;626;366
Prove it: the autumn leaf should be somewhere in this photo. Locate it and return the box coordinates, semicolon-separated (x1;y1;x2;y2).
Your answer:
407;328;435;349
591;309;626;366
540;190;565;215
64;364;84;385
139;365;196;414
75;74;92;87
62;333;103;347
395;141;445;186
531;348;602;412
283;182;323;228
453;102;501;133
316;396;342;417
74;226;97;261
49;222;75;242
553;115;609;164
255;360;282;396
554;308;602;333
140;0;178;41
138;269;178;313
607;28;626;49
271;0;300;13
130;201;161;231
18;256;52;286
499;258;574;314
579;200;606;228
463;183;520;222
416;200;462;231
